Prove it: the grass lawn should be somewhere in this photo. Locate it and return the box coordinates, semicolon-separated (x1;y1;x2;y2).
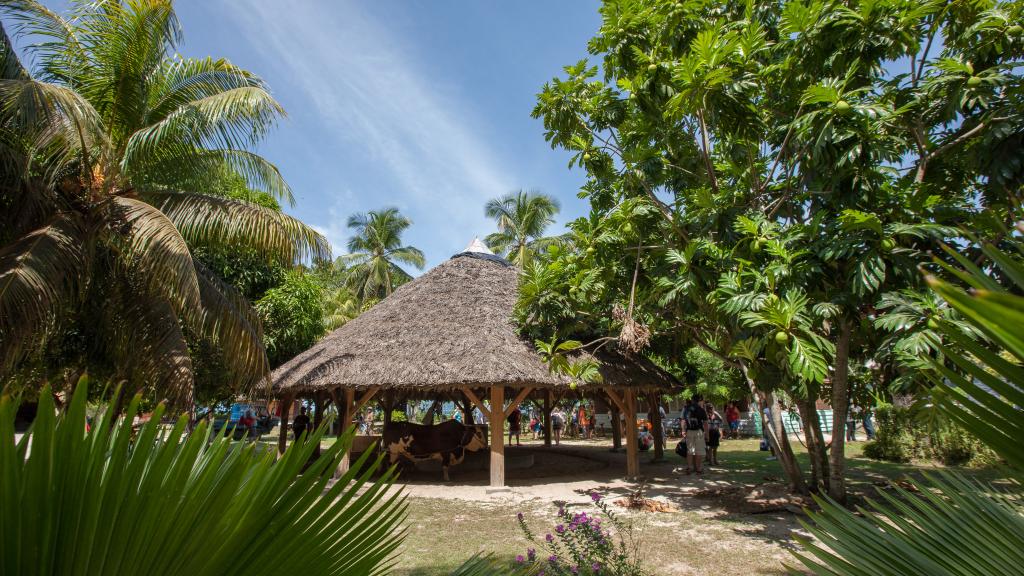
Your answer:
389;438;1006;575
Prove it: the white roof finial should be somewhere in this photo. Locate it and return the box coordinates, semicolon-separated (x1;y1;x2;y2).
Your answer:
463;237;494;255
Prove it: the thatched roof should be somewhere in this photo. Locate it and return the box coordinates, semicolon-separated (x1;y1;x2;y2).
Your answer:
273;245;682;395
274;250;565;392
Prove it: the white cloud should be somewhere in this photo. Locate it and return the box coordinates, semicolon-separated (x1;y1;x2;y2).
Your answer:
228;1;512;266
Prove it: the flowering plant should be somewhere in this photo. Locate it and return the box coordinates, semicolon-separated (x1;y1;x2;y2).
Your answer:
514;492;646;576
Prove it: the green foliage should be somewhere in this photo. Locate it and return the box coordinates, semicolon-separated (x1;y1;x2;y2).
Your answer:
0;384;405;575
862;404;995;466
256;269;326;367
342;208;424;303
515;493;646;576
675;346;745;404
484;189;562;266
0;2;328;403
792;235;1024;574
528;0;1023;499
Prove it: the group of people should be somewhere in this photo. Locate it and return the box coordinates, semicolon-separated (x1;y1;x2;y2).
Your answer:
675;397;731;475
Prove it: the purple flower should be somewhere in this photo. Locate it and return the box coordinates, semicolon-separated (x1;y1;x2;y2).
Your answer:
548;555;559;564
527;548;536;561
555;524;565;534
517;512;524;521
571;565;579;574
516;555;525;564
592;562;602;572
545;533;554;542
591;492;602;502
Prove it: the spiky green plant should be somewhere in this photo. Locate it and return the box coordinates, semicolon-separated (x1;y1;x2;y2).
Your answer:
791;235;1024;575
0;384;405;575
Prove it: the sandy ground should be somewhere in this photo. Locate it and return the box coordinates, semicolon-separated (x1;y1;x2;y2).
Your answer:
390;437;809;575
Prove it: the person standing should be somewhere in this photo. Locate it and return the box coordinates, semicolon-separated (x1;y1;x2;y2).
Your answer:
846;405;859;442
551;407;566;445
863;406;876;441
684;396;709;475
706;405;723;466
292;406;311;442
578;405;591;440
508;407;522;446
725;402;741;439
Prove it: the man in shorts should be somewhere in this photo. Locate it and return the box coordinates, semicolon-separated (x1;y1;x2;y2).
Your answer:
685;397;709;475
726;402;741;439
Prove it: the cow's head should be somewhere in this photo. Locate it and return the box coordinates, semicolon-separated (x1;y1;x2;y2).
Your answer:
464;425;486;452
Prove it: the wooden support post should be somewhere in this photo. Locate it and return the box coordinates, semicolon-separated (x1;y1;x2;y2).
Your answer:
624;389;639;479
610;405;622;450
489;386;505;488
649;394;665;462
543;390;553;447
278;393;294;456
336;388;356;477
313;392;326;458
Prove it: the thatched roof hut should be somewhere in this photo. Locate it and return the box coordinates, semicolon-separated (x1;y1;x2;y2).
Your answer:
273;250;565;393
272;241;680;487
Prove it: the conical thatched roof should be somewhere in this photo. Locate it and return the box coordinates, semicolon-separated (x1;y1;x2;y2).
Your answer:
273;250;567;392
273;246;682;395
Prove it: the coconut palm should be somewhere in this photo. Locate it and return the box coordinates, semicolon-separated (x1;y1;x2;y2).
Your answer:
484;189;561;266
342;208;425;302
0;2;328;403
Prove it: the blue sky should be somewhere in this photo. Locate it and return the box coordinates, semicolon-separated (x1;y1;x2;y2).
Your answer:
171;1;603;271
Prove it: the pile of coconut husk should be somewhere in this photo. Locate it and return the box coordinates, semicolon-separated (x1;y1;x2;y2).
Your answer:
612;482;679;513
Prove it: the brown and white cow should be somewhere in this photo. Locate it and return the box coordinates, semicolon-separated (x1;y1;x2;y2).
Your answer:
382;420;486;481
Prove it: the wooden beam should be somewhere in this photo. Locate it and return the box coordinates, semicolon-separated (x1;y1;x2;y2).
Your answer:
352;386;380;415
461;387;490;420
490;385;505;488
624;389;639;479
503;387;534;419
605;388;627;415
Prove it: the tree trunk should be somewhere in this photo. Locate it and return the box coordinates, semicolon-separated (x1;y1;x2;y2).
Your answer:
797;395;829;493
740;363;807;494
649;396;664;462
828;319;853;503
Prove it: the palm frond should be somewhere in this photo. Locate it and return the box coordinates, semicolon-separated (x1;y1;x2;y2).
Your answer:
146;191;329;264
792;473;1024;576
107;196;201;317
121;86;284;174
98;284;194;405
0;217;87;374
136;147;294;204
0;383;406;575
194;261;269;393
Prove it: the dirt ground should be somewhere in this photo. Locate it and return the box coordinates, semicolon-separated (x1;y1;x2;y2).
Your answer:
390;438;815;575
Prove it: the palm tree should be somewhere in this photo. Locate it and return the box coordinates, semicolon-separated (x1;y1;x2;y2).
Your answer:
0;2;328;403
342;208;424;302
484;189;561;266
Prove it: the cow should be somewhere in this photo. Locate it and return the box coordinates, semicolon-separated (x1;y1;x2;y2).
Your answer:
382;420;487;481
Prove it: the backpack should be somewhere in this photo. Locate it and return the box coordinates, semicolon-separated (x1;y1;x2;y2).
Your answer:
675;440;687;457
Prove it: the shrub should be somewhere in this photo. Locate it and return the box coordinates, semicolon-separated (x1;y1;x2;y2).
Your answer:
862;405;994;467
515;492;646;576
